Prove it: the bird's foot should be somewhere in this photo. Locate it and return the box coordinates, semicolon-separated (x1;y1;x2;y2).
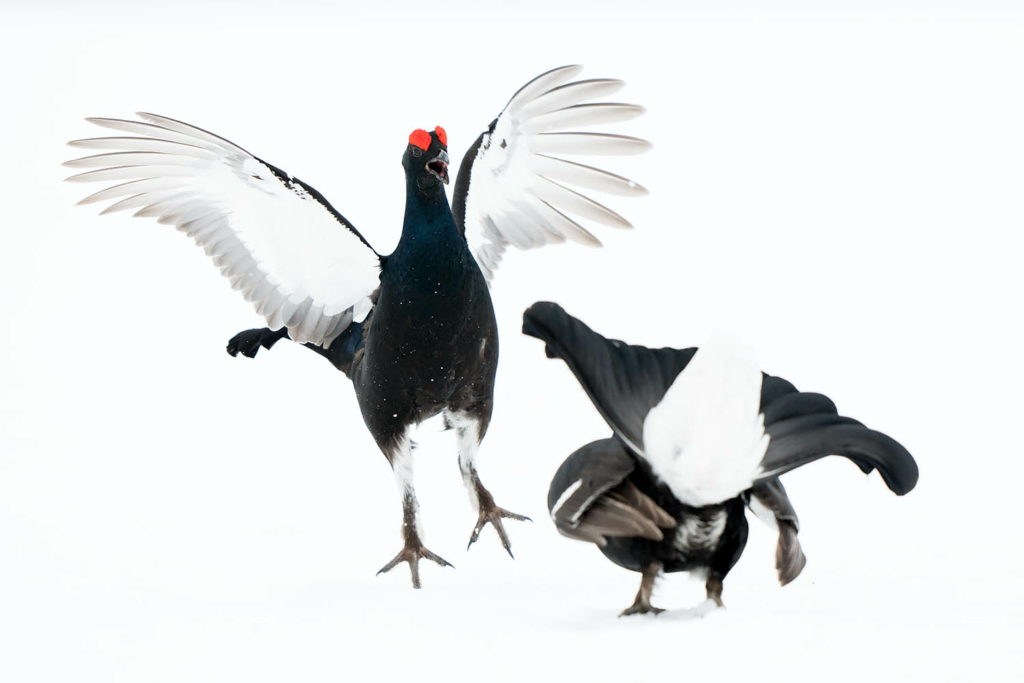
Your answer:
226;327;286;358
619;599;665;617
376;539;453;589
620;561;664;617
467;501;531;558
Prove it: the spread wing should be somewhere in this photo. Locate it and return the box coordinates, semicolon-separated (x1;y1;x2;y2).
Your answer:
65;113;381;347
452;65;650;283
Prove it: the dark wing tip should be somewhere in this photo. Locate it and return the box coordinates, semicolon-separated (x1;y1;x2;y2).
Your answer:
522;300;566;338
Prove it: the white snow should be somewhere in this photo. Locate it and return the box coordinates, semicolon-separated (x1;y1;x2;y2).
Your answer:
2;2;1023;682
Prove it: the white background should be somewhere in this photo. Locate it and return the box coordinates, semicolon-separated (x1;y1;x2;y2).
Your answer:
2;1;1022;681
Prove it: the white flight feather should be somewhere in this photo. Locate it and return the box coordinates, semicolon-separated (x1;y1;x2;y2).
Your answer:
641;331;770;508
463;66;649;284
66;114;380;347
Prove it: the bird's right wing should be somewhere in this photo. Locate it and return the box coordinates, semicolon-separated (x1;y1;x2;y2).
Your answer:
452;65;650;283
745;478;807;586
66;113;381;347
548;438;675;547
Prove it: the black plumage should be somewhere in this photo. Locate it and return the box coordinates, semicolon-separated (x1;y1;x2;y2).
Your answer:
525;301;918;614
68;67;648;589
205;132;515;588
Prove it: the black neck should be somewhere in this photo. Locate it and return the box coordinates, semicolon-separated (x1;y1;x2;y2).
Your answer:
395;175;462;252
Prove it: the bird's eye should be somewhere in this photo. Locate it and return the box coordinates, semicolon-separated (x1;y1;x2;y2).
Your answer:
500;139;507;149
411;147;422;158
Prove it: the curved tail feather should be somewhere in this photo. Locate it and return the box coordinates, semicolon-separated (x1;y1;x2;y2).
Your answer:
523;301;694;455
759;420;919;495
525;301;919;498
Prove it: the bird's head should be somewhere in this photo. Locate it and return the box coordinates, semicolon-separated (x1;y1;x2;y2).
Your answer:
403;126;449;194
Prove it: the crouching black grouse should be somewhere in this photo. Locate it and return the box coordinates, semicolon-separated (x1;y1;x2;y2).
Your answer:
65;66;650;588
522;302;918;615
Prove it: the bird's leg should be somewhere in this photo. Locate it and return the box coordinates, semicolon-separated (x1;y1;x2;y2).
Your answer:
706;573;725;607
620;562;664;616
465;477;531;557
448;411;530;557
376;431;453;589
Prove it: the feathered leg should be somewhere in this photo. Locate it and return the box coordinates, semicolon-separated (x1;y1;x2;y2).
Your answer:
706;573;725;607
376;428;453;589
447;410;530;557
620;562;664;616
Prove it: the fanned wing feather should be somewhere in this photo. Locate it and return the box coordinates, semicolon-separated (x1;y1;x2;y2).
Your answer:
66;114;381;346
453;66;650;283
528;103;646;132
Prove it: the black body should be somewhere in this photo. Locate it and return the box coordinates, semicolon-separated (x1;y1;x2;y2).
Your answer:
526;301;918;613
227;130;527;588
549;438;748;579
353;140;497;456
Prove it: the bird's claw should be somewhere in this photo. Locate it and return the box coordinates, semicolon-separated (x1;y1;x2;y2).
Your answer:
619;602;665;617
467;505;531;557
376;542;453;589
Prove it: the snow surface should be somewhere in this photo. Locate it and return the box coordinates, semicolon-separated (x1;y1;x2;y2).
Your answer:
2;2;1024;682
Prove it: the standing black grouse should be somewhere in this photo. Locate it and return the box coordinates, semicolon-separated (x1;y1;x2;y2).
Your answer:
65;66;650;588
522;302;918;615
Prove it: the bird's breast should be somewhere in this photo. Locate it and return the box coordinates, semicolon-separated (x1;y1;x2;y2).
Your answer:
672;508;728;553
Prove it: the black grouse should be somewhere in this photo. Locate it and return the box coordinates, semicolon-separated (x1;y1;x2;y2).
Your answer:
65;66;650;588
522;302;919;615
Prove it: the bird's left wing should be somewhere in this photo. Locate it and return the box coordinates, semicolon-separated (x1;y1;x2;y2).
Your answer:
548;438;675;547
452;65;650;283
65;114;381;347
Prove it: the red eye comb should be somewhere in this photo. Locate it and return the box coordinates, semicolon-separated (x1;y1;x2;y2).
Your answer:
434;126;447;147
409;129;431;151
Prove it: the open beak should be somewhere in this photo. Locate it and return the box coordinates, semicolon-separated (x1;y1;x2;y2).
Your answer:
427;149;449;185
